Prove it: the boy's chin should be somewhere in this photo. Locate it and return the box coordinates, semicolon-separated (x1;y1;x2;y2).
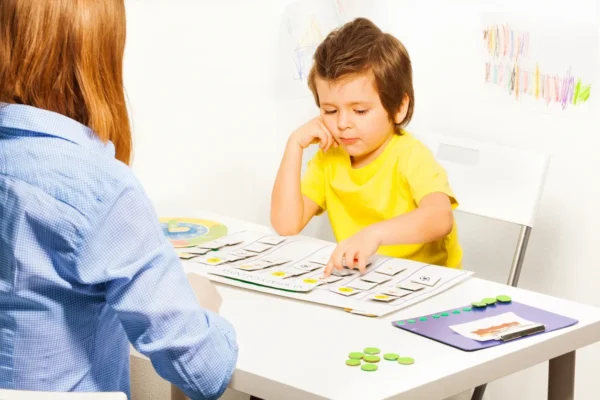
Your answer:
343;145;367;157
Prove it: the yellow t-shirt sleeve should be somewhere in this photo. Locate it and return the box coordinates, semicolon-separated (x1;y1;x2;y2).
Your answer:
405;141;459;209
300;150;327;213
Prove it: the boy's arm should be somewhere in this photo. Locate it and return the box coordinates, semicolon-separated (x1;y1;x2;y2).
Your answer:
324;193;453;276
270;137;322;235
367;192;454;245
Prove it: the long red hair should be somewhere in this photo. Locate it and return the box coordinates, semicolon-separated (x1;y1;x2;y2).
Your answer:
0;0;132;164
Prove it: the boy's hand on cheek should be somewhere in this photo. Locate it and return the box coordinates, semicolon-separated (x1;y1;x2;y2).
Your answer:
291;116;339;151
323;228;382;277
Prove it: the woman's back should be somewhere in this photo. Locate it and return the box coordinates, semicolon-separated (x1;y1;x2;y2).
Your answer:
0;104;238;398
1;104;138;391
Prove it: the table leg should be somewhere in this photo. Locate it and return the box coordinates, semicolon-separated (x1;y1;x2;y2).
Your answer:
548;351;576;400
470;384;486;400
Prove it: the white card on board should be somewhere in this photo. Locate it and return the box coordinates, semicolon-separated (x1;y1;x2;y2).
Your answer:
411;274;441;287
360;273;391;284
198;239;227;249
181;247;211;255
261;257;291;267
293;262;322;272
228;249;255;259
347;279;379;291
329;286;362;296
244;242;273;253
370;293;397;302
382;287;413;297
397;281;426;291
331;268;355;277
309;254;331;265
376;264;406;276
177;252;199;260
317;275;342;286
223;237;245;246
258;235;287;245
194;255;229;266
236;260;272;271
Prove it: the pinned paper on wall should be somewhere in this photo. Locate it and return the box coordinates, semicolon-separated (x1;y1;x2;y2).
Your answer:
277;0;374;98
481;13;597;113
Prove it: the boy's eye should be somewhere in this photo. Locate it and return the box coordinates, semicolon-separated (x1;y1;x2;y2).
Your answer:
323;110;337;114
355;109;368;115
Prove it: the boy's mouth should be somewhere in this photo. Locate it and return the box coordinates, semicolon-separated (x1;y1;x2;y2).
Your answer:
340;138;358;145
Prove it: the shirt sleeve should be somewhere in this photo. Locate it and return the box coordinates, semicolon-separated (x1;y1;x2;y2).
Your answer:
404;141;459;209
300;149;327;213
74;184;238;400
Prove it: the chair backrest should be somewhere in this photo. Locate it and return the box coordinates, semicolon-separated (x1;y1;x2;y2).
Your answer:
415;132;550;228
0;390;127;400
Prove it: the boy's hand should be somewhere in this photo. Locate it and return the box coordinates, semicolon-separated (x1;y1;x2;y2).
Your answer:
291;116;339;151
323;228;382;277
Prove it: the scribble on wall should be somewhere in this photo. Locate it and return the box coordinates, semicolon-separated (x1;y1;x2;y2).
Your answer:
483;23;592;109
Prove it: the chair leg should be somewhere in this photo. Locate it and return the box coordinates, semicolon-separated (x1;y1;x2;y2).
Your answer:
471;384;487;400
506;225;532;287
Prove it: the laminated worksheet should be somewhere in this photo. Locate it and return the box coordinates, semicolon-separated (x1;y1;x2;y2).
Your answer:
181;230;473;317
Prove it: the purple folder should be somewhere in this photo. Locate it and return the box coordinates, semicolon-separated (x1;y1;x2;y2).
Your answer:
391;301;578;351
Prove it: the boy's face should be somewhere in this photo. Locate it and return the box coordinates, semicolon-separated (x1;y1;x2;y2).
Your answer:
315;71;406;164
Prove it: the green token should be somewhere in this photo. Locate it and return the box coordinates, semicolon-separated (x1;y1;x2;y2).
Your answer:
472;302;487;308
349;352;364;360
383;353;399;361
463;307;472;312
397;357;415;365
396;321;405;326
432;314;440;319
419;317;427;321
361;363;378;371
453;310;461;314
408;319;416;324
483;297;497;305
364;347;380;355
441;312;449;317
363;355;380;363
497;295;512;303
346;359;361;366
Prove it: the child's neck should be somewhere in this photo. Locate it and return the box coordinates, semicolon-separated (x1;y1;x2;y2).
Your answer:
350;134;395;169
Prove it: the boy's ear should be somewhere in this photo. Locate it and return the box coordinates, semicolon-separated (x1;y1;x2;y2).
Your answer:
393;94;410;125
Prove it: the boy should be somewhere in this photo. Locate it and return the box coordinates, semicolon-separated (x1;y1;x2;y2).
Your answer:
271;18;462;276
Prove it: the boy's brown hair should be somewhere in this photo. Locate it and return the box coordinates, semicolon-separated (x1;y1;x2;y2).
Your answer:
308;18;414;133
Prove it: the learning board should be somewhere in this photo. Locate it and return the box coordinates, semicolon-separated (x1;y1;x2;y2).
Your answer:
177;230;473;317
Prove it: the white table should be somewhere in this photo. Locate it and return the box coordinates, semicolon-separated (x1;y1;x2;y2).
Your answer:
168;212;600;400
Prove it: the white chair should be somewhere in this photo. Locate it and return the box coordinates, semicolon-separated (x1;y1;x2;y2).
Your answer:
0;390;126;399
415;132;550;400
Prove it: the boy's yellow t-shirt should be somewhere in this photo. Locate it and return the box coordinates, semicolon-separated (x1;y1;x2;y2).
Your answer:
301;132;463;269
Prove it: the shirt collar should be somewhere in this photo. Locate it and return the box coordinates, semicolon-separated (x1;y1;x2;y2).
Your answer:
0;103;115;156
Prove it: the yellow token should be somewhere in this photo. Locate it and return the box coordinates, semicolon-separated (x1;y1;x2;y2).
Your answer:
374;295;389;300
339;287;354;293
303;278;318;284
272;271;286;277
206;258;221;264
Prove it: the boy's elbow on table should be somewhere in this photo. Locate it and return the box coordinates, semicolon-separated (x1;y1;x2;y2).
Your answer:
270;215;302;236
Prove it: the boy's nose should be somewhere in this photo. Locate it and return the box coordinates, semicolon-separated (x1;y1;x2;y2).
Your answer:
337;112;351;130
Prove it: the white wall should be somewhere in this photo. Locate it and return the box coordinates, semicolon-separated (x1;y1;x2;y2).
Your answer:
124;0;600;399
